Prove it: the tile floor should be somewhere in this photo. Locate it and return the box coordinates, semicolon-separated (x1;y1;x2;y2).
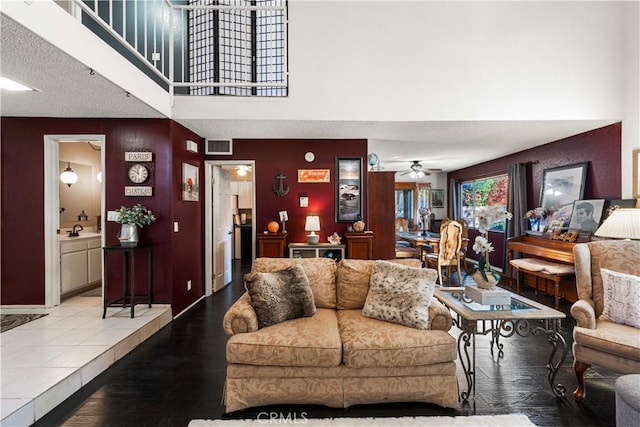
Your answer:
0;295;172;426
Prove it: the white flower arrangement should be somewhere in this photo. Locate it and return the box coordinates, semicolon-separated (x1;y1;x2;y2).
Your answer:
115;204;156;228
472;205;513;281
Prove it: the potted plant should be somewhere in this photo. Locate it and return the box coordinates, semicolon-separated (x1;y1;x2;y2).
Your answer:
115;204;156;246
470;205;513;289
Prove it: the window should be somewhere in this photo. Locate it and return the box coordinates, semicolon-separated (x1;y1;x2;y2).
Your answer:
460;174;509;232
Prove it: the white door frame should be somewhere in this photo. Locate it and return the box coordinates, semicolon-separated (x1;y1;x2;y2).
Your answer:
44;135;106;307
204;160;255;295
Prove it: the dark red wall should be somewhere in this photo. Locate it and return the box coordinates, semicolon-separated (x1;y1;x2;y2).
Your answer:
208;139;368;246
448;123;622;270
1;117;204;314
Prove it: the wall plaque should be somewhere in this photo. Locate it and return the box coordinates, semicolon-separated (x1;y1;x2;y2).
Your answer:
125;186;153;196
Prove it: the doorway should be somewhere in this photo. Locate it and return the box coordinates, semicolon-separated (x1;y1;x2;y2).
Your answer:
44;135;106;307
204;160;255;295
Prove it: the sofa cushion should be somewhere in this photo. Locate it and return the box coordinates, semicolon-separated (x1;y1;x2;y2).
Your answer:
226;309;342;367
600;268;640;328
252;257;337;308
244;265;316;328
336;258;422;310
362;261;437;329
337;310;456;368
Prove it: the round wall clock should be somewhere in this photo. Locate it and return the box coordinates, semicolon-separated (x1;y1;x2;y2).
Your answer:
128;163;149;184
304;152;315;162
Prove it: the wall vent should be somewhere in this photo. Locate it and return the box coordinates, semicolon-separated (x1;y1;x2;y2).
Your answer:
205;139;233;155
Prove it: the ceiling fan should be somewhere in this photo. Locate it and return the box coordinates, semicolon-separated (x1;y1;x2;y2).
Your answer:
398;161;441;177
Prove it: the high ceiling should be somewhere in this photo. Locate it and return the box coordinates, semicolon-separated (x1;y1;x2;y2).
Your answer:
0;13;616;178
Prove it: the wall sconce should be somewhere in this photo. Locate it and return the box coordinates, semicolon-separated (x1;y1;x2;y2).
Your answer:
60;162;78;187
305;215;320;244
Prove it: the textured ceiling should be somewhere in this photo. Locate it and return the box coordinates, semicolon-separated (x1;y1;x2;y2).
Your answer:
1;14;615;176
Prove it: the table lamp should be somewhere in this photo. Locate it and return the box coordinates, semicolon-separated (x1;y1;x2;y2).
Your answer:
305;215;320;244
594;208;640;240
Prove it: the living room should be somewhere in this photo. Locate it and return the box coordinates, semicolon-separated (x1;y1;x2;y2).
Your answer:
1;1;639;425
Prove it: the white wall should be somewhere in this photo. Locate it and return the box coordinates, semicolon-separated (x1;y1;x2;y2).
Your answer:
174;1;628;122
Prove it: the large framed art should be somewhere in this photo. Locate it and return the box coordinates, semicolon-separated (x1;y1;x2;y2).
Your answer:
540;162;588;227
335;158;362;222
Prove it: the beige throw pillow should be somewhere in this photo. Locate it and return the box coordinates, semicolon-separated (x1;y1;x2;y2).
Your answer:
362;261;437;330
600;268;640;329
244;265;316;328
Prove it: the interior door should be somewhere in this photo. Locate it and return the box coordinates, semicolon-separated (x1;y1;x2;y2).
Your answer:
212;166;233;291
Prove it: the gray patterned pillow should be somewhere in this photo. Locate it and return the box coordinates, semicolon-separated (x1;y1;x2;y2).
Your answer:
244;265;316;328
600;268;640;328
362;261;437;330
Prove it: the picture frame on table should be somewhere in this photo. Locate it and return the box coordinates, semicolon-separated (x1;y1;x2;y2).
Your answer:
539;162;588;228
182;163;199;201
335;158;362;222
567;199;605;233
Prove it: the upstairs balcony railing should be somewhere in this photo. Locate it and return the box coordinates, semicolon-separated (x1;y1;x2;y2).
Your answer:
68;0;288;97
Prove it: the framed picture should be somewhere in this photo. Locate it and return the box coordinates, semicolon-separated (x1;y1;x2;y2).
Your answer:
603;198;636;221
568;199;605;233
634;148;640;198
540;162;588;227
430;189;444;208
182;163;199;201
298;169;330;183
335;158;362;222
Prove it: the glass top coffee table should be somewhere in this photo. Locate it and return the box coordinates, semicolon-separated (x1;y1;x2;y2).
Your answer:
434;287;568;405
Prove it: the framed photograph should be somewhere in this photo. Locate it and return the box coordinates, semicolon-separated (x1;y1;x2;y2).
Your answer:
298;169;330;183
182;163;199;201
603;198;636;221
568;199;605;233
540;162;588;227
430;189;444;208
335;158;362;222
634;148;639;198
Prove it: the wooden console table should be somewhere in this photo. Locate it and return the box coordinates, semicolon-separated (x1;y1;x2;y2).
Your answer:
257;232;287;257
102;244;152;318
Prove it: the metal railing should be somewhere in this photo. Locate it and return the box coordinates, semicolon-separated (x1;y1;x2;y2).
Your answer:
68;0;288;97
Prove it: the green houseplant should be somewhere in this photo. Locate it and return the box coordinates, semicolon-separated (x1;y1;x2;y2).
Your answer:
115;204;156;246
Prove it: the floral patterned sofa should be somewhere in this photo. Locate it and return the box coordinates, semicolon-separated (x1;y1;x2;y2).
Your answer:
222;257;459;413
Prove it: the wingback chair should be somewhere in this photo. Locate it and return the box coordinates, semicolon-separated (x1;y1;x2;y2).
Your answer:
425;220;463;285
571;240;640;401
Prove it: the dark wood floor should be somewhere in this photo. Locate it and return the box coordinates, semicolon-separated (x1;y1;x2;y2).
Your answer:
36;260;618;427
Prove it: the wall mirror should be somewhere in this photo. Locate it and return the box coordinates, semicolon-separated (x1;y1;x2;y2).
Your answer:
59;161;95;228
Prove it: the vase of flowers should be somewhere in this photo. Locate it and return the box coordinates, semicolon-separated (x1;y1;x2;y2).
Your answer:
525;207;547;232
470;205;513;289
115;204;156;246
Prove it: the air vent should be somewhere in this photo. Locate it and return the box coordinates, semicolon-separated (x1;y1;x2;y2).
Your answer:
205;139;233;155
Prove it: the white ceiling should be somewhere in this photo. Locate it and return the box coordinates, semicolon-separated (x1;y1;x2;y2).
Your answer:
0;13;616;177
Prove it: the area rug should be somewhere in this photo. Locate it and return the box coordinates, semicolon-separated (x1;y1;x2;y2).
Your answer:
189;414;536;426
0;313;48;333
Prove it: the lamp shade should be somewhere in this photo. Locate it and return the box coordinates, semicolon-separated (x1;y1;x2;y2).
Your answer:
594;209;640;240
60;162;78;187
305;215;320;244
305;215;320;232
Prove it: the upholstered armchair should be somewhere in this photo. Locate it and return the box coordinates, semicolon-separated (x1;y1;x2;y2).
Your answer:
570;240;640;401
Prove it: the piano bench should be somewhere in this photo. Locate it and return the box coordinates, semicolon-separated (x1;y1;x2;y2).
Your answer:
509;257;575;309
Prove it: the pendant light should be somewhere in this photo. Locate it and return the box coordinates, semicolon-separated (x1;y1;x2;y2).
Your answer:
60;162;79;187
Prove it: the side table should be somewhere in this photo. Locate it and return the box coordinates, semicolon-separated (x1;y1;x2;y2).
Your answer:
257;232;287;257
345;232;373;259
103;244;152;318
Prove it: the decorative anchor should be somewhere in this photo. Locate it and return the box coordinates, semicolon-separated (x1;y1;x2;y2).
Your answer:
272;172;290;197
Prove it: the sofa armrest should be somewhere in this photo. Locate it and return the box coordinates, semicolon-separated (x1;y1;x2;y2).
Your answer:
429;297;453;332
570;298;597;329
223;293;259;336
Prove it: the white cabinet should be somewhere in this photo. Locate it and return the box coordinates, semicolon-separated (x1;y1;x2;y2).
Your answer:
237;181;252;208
87;239;102;284
60;237;102;295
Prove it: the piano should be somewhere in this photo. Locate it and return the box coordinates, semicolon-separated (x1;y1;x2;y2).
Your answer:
506;232;576;265
506;232;578;304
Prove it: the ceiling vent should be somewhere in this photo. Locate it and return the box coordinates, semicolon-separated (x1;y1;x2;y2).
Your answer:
205;139;233;155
